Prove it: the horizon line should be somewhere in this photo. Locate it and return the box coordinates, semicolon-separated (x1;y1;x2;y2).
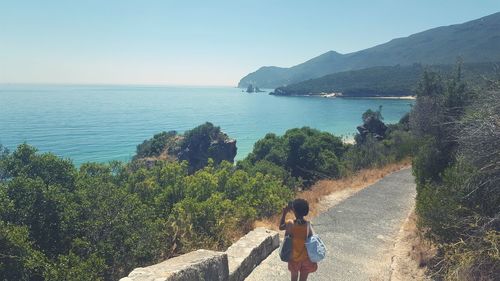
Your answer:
0;82;239;88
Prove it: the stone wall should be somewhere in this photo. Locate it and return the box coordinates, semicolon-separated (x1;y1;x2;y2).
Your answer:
120;250;228;281
120;227;279;281
226;228;279;281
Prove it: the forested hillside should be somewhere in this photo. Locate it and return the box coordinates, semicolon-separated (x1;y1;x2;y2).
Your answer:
271;62;499;97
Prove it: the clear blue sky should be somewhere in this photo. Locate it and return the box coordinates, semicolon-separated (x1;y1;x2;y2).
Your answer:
1;0;499;86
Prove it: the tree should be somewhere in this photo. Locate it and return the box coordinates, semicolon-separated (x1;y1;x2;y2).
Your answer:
0;124;294;281
356;107;388;143
0;221;47;281
240;127;346;186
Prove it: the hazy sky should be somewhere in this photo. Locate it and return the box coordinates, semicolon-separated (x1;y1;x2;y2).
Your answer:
1;0;499;86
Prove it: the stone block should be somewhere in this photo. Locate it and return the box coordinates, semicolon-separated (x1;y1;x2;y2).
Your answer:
226;227;280;281
119;249;228;281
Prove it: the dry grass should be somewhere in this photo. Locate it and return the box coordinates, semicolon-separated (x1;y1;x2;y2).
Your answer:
404;212;436;269
390;210;436;281
254;159;412;231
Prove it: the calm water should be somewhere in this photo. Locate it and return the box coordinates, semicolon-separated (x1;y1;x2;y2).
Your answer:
0;85;413;165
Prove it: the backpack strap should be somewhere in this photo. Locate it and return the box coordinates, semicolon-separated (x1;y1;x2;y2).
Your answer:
307;221;315;237
285;221;293;237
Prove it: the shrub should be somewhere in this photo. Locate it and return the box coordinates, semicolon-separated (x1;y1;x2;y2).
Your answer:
433;231;500;281
344;109;415;171
134;123;237;173
241;127;346;186
237;159;300;189
0;143;291;280
135;131;178;159
412;68;500;279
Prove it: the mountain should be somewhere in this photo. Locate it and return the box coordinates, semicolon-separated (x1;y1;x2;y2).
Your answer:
272;64;424;97
271;62;500;97
238;12;500;88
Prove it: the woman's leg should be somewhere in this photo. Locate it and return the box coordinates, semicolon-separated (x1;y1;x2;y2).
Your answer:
299;272;309;281
290;271;299;281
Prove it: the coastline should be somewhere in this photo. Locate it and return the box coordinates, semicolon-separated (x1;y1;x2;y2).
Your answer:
321;95;416;100
272;93;416;100
351;96;416;100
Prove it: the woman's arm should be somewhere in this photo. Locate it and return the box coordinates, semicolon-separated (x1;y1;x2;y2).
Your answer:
278;206;289;230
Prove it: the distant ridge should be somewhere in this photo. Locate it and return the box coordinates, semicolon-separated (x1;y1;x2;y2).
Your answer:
238;12;500;88
271;62;500;97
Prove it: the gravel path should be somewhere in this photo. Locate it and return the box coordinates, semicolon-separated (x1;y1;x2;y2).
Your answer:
245;168;416;281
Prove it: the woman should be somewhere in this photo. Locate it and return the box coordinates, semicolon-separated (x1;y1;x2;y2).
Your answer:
279;198;318;281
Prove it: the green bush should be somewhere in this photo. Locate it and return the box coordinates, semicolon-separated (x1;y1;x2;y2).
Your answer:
0;143;291;280
241;127;346;186
344;109;415;171
134;122;237;173
135;131;178;159
0;118;416;280
237;159;300;189
412;137;450;185
344;135;388;170
0;221;47;281
411;68;500;279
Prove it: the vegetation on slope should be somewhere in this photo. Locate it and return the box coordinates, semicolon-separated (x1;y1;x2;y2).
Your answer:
0;145;291;280
272;62;499;97
237;127;347;186
134;122;237;173
10;69;497;280
411;69;499;280
0;107;414;280
237;109;414;188
272;64;423;97
344;110;415;171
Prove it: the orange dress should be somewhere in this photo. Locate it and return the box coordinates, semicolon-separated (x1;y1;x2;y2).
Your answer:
286;219;318;273
288;219;309;262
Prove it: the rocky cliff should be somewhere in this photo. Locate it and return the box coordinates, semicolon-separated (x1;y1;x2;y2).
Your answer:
134;122;237;173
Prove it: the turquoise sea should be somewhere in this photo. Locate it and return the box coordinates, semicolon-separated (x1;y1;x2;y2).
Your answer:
0;85;413;166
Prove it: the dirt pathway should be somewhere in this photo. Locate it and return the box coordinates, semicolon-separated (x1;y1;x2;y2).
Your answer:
245;168;416;281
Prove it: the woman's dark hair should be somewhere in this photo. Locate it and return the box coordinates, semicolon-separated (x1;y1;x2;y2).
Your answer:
292;199;309;217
